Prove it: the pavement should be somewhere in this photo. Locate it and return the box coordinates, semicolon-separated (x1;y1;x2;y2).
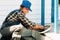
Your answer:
45;33;60;40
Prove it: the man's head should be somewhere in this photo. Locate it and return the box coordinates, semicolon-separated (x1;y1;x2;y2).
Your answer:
20;1;32;15
20;5;29;14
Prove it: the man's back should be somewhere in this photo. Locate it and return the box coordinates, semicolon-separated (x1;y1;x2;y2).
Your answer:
1;9;21;29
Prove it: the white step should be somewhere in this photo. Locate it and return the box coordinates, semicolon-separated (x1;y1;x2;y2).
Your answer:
45;33;60;40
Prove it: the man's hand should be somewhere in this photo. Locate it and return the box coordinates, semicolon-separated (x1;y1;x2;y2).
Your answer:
33;25;44;30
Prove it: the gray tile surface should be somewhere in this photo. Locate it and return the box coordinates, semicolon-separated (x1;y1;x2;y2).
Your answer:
20;28;45;40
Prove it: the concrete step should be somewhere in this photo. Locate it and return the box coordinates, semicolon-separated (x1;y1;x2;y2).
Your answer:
45;33;60;40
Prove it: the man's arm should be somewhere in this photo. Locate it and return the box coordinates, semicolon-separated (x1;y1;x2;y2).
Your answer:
17;12;43;30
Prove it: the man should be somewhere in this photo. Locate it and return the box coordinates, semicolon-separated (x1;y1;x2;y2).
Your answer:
0;0;51;40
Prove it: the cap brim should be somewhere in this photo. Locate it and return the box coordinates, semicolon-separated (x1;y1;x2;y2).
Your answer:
29;8;32;12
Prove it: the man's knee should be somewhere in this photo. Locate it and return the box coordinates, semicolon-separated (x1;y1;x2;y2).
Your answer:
0;27;12;37
10;24;23;32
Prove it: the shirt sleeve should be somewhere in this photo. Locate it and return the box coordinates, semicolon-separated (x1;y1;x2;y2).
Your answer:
17;12;36;29
7;11;18;21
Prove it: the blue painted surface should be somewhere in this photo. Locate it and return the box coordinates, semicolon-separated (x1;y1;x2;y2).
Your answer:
23;0;27;1
41;0;45;26
51;0;54;23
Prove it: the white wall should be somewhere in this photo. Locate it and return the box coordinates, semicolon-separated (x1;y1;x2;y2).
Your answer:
58;4;60;33
45;0;51;23
58;5;60;20
0;0;53;28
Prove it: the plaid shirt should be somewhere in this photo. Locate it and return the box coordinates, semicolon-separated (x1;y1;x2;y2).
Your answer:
1;9;36;29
